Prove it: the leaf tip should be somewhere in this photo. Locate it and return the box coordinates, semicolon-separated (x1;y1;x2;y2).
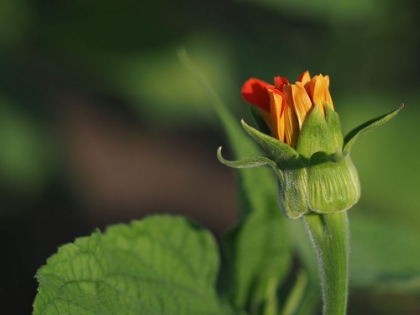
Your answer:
240;119;254;134
217;146;227;165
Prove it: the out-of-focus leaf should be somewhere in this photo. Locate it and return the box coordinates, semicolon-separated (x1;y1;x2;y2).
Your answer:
349;210;420;292
280;271;308;315
115;34;236;128
179;50;292;314
0;96;53;194
33;216;223;315
40;30;236;129
224;208;291;314
239;0;388;22
0;0;30;50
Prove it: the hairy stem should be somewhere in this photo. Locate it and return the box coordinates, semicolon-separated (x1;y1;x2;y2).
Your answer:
303;212;349;315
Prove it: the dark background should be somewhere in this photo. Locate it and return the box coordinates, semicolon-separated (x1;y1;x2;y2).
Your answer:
1;0;420;314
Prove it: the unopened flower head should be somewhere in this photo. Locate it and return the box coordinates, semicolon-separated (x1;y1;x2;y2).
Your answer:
241;71;332;147
218;70;402;219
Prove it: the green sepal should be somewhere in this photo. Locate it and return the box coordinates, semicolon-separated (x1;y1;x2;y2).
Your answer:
221;99;402;219
241;120;298;166
343;104;404;154
296;104;338;160
325;103;344;150
279;167;310;219
218;147;309;219
307;151;360;213
217;147;284;182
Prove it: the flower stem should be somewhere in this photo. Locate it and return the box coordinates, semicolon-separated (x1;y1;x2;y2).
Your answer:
303;212;349;315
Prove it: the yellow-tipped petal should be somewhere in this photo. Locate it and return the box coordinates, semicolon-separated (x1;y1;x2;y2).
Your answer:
291;82;313;130
299;71;311;85
282;85;300;147
324;75;330;87
268;88;285;142
310;75;334;116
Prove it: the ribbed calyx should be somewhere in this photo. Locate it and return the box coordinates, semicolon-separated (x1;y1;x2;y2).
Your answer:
218;103;402;219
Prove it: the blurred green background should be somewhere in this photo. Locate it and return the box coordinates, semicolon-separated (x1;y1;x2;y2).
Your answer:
1;0;419;314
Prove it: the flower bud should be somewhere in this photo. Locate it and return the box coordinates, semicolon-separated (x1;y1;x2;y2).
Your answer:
218;71;402;219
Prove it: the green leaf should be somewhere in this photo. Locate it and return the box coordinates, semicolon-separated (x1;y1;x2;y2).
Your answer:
343;104;403;153
178;50;292;314
280;271;308;315
33;216;222;315
177;49;260;162
224;207;290;314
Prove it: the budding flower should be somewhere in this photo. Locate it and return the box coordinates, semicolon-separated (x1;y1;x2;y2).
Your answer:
218;71;402;219
241;71;332;148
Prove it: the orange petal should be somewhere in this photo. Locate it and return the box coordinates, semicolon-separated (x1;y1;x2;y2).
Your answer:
298;71;311;85
324;75;330;87
299;71;311;96
241;78;271;111
267;88;285;142
282;85;300;147
309;75;334;116
291;82;313;129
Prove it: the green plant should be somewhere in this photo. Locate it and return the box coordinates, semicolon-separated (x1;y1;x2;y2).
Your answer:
32;54;402;315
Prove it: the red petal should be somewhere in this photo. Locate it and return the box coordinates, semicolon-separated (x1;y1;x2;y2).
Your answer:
274;76;289;89
241;78;271;111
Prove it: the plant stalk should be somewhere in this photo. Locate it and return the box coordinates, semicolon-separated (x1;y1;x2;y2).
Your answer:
303;212;349;315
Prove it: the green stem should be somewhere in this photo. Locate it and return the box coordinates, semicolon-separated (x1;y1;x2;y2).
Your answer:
303;212;349;315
